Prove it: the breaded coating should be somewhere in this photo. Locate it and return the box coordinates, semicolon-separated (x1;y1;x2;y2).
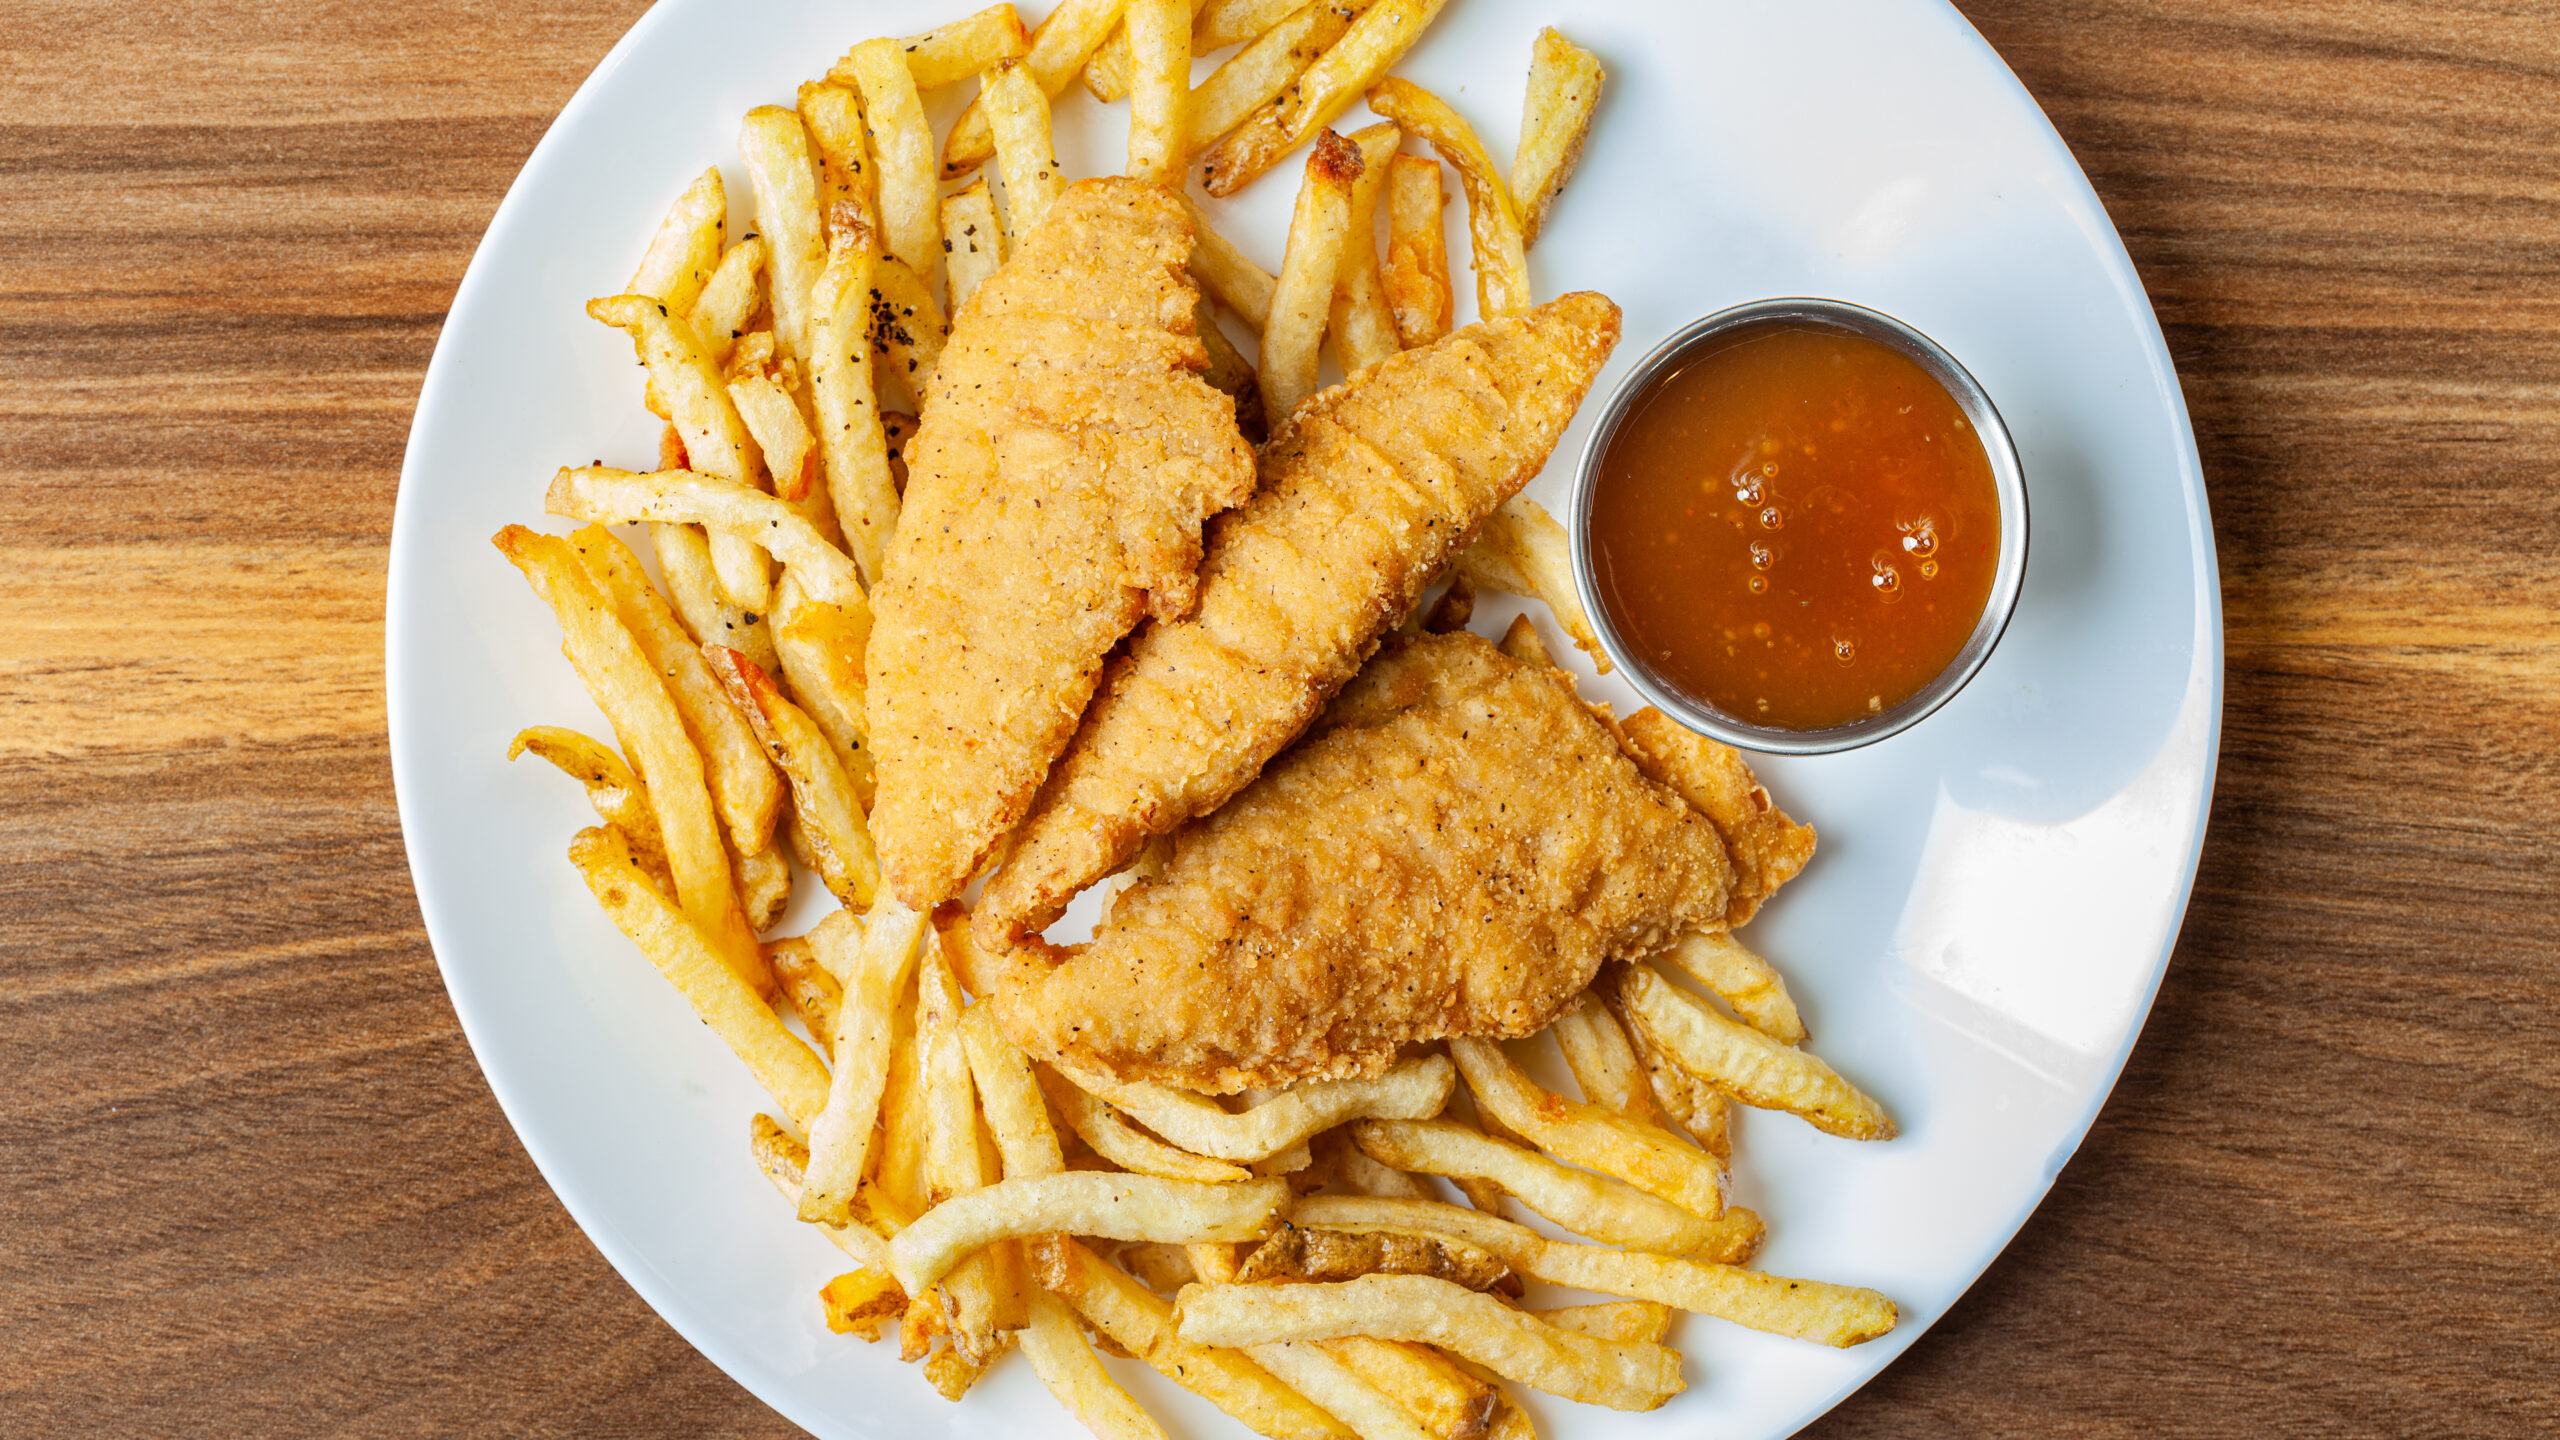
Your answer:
1617;707;1817;927
978;293;1622;943
867;178;1258;906
985;630;1736;1092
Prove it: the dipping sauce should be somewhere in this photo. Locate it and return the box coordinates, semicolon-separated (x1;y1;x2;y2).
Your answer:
1588;321;2001;731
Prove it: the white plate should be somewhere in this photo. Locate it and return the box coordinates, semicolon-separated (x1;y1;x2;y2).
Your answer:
387;0;2219;1435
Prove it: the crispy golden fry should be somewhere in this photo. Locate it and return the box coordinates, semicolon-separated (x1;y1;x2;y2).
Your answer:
689;237;768;369
1188;1240;1242;1285
1449;1038;1724;1219
767;933;844;1051
1485;1392;1535;1440
857;3;1032;91
962;1004;1067;1178
795;906;925;1226
1060;1054;1454;1162
547;468;865;611
1039;1067;1253;1183
1616;963;1893;1140
1250;1341;1434;1440
924;1338;1002;1401
943;0;1126;179
1609;982;1731;1157
496;527;765;995
802;239;900;585
1334;1134;1434;1201
1034;1236;1356;1440
727;371;817;502
980;58;1069;239
733;835;792;930
1454;497;1608;671
1329;121;1402;377
1352;1119;1732;1256
584;296;771;610
568;523;782;855
1285;1196;1889;1344
1536;1301;1673;1346
821;1268;907;1341
1261;129;1363;421
1021;1288;1168;1439
942;180;1006;310
629;166;725;315
507;726;671;892
1365;77;1531;321
1549;991;1662;1123
1513;28;1604;247
890;1173;1288;1295
1383;153;1451;347
1185;0;1370;156
1656;931;1806;1042
868;253;949;404
565;824;819;1119
770;571;875;808
874;965;933;1220
1113;1241;1197;1294
1321;1336;1495;1440
1192;297;1266;443
841;38;941;273
1123;0;1191;184
653;517;779;675
1198;0;1452;196
1182;196;1276;327
1237;1222;1511;1292
917;937;981;1207
707;647;879;908
797;81;880;246
1616;709;1818;927
750;1114;899;1270
737;107;828;368
1178;1275;1683;1411
1081;0;1207;101
1193;0;1325;50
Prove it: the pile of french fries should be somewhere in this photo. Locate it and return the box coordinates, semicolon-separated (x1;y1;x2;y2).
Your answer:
496;4;1898;1436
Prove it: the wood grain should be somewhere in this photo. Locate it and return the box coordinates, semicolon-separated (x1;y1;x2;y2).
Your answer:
2;1;2554;1436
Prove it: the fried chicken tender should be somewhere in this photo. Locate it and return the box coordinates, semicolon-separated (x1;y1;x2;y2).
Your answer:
984;630;1738;1092
867;178;1258;906
977;293;1622;944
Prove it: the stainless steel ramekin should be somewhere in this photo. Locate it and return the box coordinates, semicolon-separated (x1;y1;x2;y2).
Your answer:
1567;297;2029;755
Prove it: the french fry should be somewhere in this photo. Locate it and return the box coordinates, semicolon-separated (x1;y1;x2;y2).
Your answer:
1247;1341;1434;1440
918;936;1027;1362
874;965;933;1219
727;371;817;502
960;1005;1065;1178
496;527;766;996
1384;154;1451;347
799;237;900;587
507;726;671;893
564;824;819;1119
545;466;864;607
1616;963;1894;1140
1123;0;1191;184
738;107;828;368
1364;77;1531;320
1329;121;1402;377
707;647;879;908
770;570;875;807
1113;1241;1198;1294
1188;1241;1242;1285
822;1267;908;1341
1194;0;1324;51
1177;1275;1685;1412
652;518;779;672
841;38;941;274
767;933;844;1052
1021;1289;1167;1440
942;179;1006;311
1238;1221;1512;1291
868;254;950;404
1332;1132;1434;1201
1548;991;1662;1123
688;236;768;369
1183;0;1371;157
1617;709;1818;924
1039;1066;1253;1183
1320;1336;1496;1440
1536;1301;1674;1346
982;58;1069;238
1260;128;1362;421
733;834;792;930
1653;931;1807;1043
794;906;924;1226
1198;0;1452;196
1192;297;1267;443
1609;982;1731;1158
889;1173;1288;1295
1182;196;1276;327
943;0;1126;179
1512;28;1604;248
629;166;725;315
584;296;771;611
1353;1119;1733;1257
1034;1237;1355;1440
750;1114;899;1272
568;523;781;856
1081;0;1208;102
1485;1392;1536;1440
797;81;880;247
1454;497;1608;671
1448;1038;1725;1220
875;4;1034;90
1061;1053;1453;1162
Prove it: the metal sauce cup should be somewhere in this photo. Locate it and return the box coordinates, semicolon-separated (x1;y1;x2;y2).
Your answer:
1568;298;2030;755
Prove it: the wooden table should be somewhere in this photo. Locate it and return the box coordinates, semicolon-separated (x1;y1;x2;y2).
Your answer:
5;2;2553;1433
